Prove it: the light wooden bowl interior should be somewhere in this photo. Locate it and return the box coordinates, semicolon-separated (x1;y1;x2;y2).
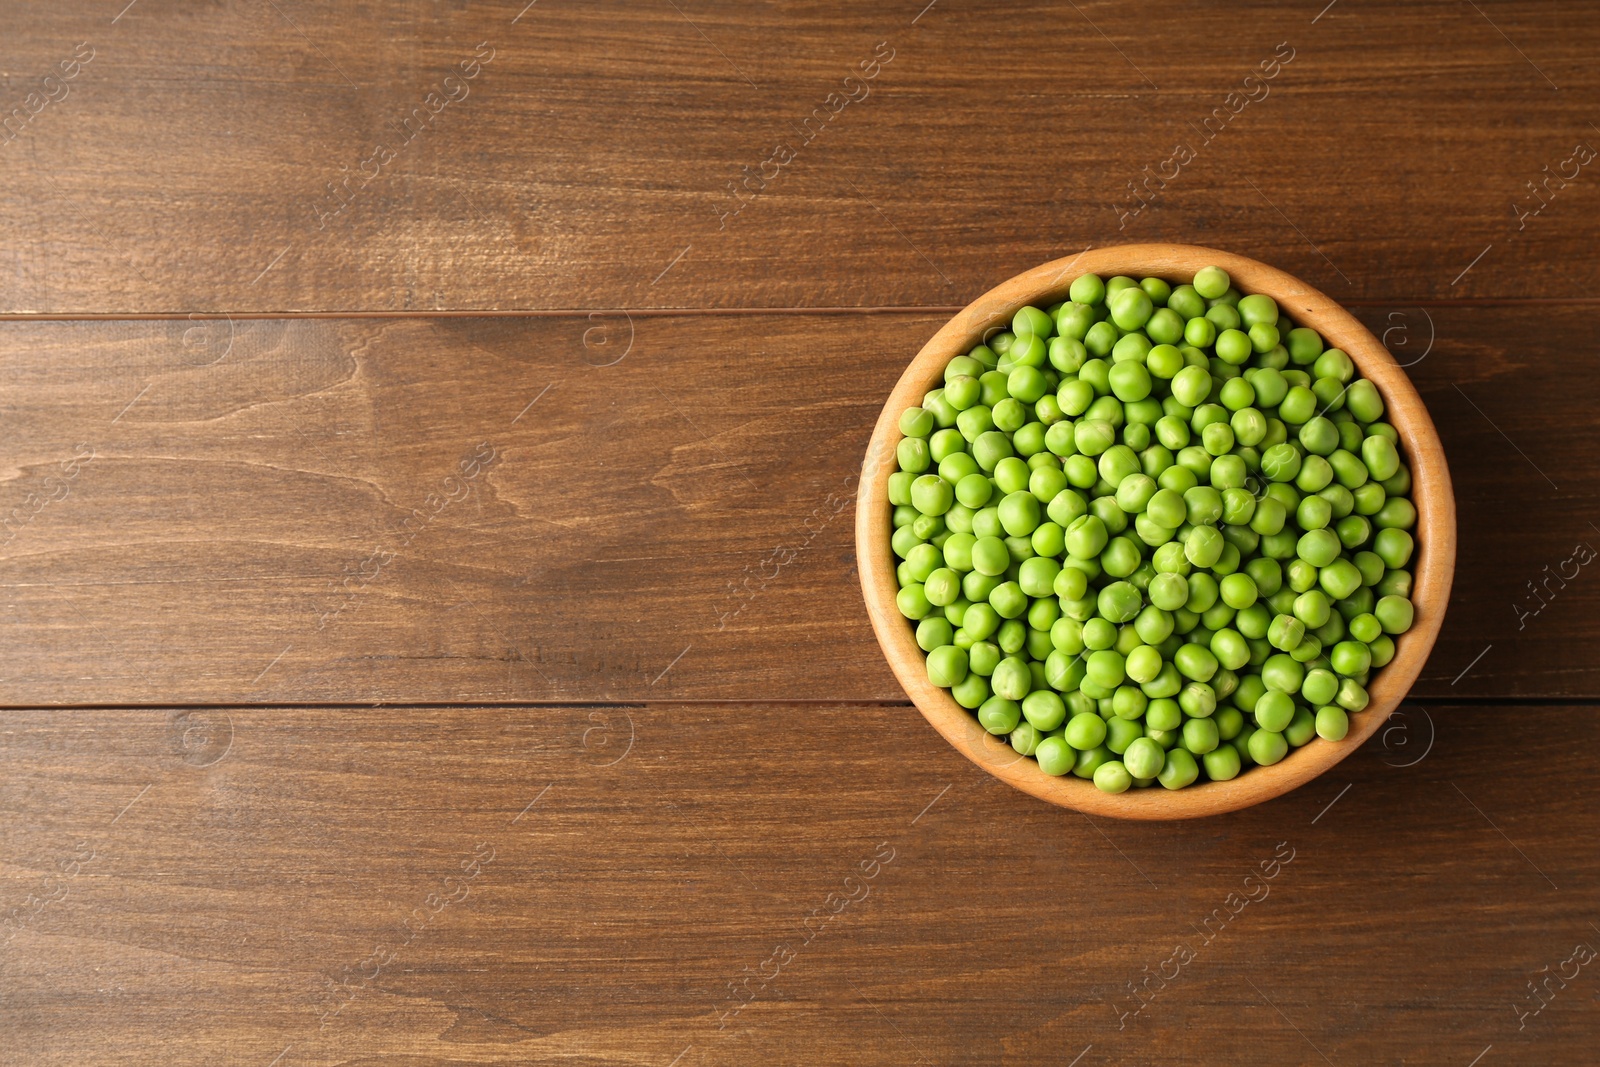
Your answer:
856;244;1456;819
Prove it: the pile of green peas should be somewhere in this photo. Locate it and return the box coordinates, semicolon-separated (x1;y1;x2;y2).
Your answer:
889;265;1418;794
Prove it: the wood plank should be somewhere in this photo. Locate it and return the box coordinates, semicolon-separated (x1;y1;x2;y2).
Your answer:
0;305;1593;704
1;1;1597;313
0;702;1595;1065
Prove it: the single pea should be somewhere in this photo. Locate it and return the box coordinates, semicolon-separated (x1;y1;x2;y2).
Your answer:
1020;689;1066;732
1182;717;1220;755
1375;594;1414;634
997;491;1042;537
1278;385;1317;425
1361;435;1401;482
1261;653;1305;695
1120;736;1163;779
1293;589;1332;629
1064;710;1109;750
899;407;935;439
1070;273;1106;306
992;398;1028;434
910;474;955;517
926;644;968;687
1172;363;1213;406
1369;634;1396;668
1311;376;1347;413
1336;677;1369;713
1091;759;1132;793
1345;378;1384;422
1268;612;1305;652
1185;572;1220;614
1210;628;1251;671
976;695;1021;735
1285;326;1323;365
1318;559;1363;601
1158;747;1200;789
1296;529;1341;569
1375;569;1412;600
970;535;1009;577
906;541;943;581
954;473;993;510
1065;514;1109;559
1297;417;1338;457
1185;526;1225;568
896;437;931;473
1104;716;1143;755
1013;304;1053;339
897;584;932;620
1030;735;1072;777
990;655;1032;701
925;568;962;606
1082;618;1117;651
1179;680;1217;718
1173;643;1219;683
989;581;1028;619
1315;705;1349;741
1284;707;1317;747
1109;286;1154;331
1329;640;1372;677
1285;558;1317;594
1202;743;1242;781
1335;514;1372;550
1086;649;1127;688
1217;572;1258;611
1347;612;1381;644
945;375;982;412
1017;556;1061;599
1193;266;1231;300
1374;527;1414;570
1300;666;1339;706
1214;328;1252;365
916;616;954;652
1248;727;1289;766
1009;721;1042;756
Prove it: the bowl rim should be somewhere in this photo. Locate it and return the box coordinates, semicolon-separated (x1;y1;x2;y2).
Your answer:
855;243;1456;820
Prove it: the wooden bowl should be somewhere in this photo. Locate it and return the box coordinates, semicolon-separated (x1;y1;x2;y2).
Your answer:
856;244;1455;819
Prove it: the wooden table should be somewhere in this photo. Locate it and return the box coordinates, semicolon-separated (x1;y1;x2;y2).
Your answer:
2;2;1597;1063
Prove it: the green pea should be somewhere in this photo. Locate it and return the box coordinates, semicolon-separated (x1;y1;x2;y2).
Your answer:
897;437;931;473
1369;634;1396;668
1108;287;1152;331
1229;409;1267;448
926;644;968;686
899;407;934;438
1314;705;1348;741
1284;707;1317;747
1202;743;1242;781
1261;653;1305;695
1092;759;1132;793
1247;727;1289;766
1086;649;1127;688
1117;736;1160;779
1314;348;1354;383
1268;613;1305;652
1063;710;1108;749
1329;640;1371;677
1174;643;1219;683
1345;379;1384;422
1012;304;1053;338
1374;527;1414;569
1182;717;1220;755
1191;266;1230;300
1318;559;1363;601
910;474;954;517
1361;435;1401;482
1336;677;1369;713
1375;594;1414;635
1157;747;1199;789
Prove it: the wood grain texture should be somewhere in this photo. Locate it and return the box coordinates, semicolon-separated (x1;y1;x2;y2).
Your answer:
0;703;1594;1066
0;304;1590;705
1;1;1598;313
